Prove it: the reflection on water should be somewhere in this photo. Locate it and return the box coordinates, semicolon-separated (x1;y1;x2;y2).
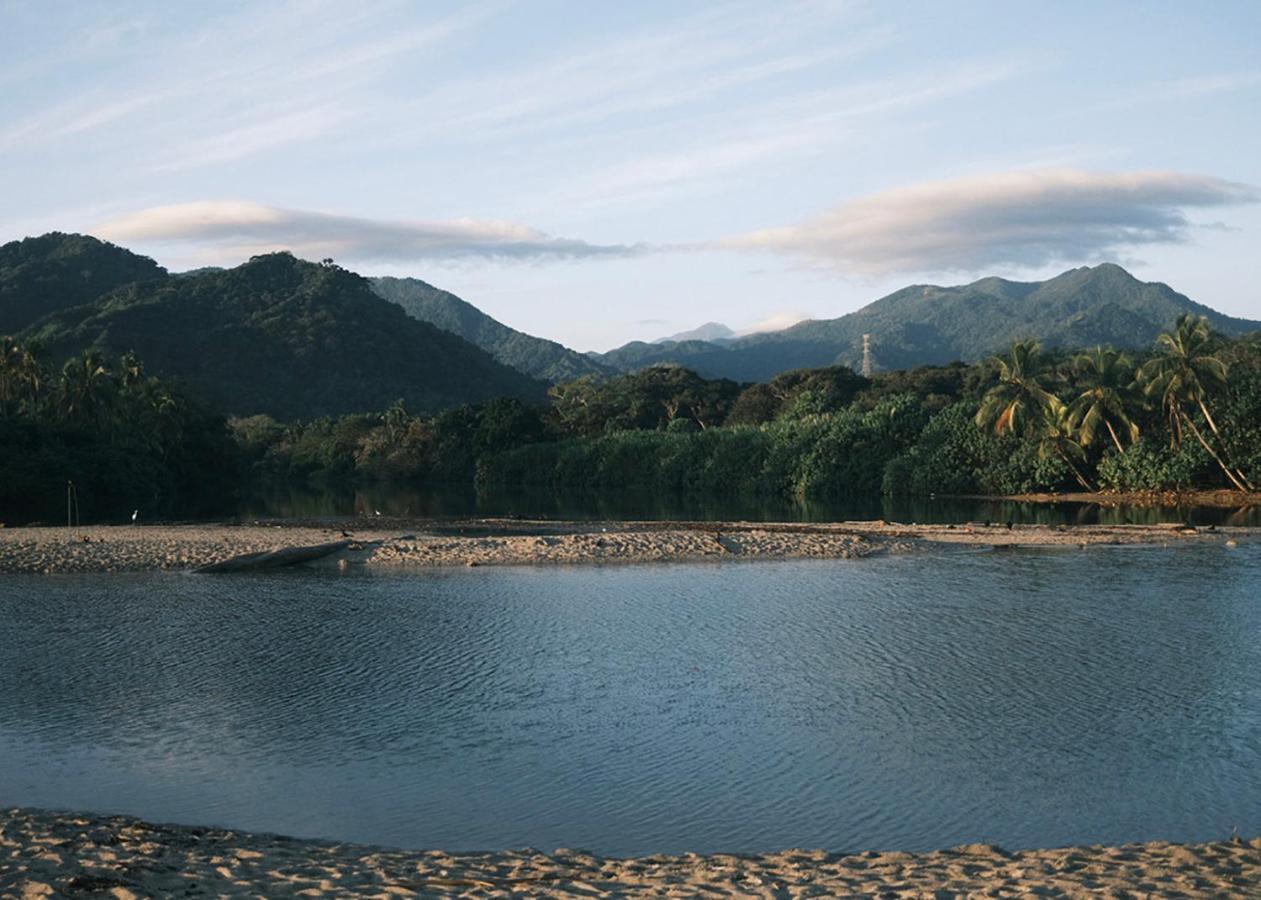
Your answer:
1;544;1258;855
241;483;1261;527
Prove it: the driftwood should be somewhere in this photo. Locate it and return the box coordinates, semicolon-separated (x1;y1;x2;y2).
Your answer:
193;540;355;573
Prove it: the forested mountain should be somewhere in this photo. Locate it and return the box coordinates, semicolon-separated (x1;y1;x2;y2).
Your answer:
594;264;1261;381
653;322;734;343
0;232;166;334
19;250;546;419
372;276;611;382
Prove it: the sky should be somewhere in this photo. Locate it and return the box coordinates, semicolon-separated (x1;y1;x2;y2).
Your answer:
2;0;1259;351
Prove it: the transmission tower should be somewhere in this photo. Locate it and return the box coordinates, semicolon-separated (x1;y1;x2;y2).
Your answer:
861;333;873;378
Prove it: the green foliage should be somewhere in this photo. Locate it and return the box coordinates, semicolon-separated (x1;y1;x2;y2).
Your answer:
0;342;238;523
548;366;742;438
1095;438;1211;491
243;396;551;489
883;403;1066;496
727;366;869;425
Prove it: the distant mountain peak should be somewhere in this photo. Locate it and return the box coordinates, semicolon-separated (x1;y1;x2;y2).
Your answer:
653;322;734;344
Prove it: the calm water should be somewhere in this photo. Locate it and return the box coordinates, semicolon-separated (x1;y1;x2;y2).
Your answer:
1;545;1259;855
241;483;1261;527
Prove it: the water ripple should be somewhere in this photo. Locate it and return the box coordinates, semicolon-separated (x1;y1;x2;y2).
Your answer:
0;544;1258;855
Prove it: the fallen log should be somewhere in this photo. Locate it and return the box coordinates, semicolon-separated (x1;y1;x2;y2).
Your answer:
193;539;355;573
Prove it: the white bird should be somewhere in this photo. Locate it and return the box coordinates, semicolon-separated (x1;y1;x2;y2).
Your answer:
374;509;381;517
131;509;138;524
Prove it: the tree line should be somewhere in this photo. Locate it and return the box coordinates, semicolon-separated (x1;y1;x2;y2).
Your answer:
3;316;1258;523
1;339;237;523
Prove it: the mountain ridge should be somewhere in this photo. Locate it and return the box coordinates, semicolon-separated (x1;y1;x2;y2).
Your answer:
6;236;545;419
653;322;734;344
592;263;1261;381
0;232;167;335
370;276;610;383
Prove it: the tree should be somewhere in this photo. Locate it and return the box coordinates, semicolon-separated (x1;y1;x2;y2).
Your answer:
56;349;115;427
975;339;1059;436
1138;315;1252;492
1033;398;1094;491
0;336;44;416
118;350;145;389
1067;347;1140;454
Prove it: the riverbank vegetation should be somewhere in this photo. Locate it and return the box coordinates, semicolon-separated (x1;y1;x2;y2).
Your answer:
0;339;238;523
3;317;1258;522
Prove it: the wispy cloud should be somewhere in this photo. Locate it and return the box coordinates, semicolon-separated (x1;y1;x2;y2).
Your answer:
0;1;493;168
1087;69;1261;113
403;3;883;139
725;169;1260;275
153;107;349;171
92;201;646;263
1159;70;1261;99
536;60;1019;212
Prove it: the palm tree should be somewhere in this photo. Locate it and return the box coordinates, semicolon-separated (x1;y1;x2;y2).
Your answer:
1067;347;1140;454
56;349;115;427
975;339;1060;435
1034;398;1095;491
118;350;145;390
1138;314;1253;492
0;337;44;415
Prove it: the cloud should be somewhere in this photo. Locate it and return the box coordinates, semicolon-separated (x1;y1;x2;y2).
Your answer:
152;107;348;171
87;169;1258;274
726;169;1260;275
520;60;1019;213
92;201;645;263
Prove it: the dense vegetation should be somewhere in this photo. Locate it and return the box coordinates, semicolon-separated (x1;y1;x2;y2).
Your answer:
0;232;165;335
4;316;1258;523
17;249;546;419
594;264;1261;380
5;231;1259;523
371;276;611;383
217;317;1261;512
0;339;238;523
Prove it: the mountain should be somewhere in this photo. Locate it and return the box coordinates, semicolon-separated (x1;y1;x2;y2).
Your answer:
0;232;166;335
593;264;1261;381
19;244;546;420
653;322;734;344
371;276;611;383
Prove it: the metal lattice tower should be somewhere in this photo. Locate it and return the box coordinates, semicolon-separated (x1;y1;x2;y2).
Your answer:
861;333;872;378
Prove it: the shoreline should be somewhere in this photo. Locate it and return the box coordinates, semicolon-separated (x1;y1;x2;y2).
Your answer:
989;488;1261;508
3;807;1257;898
0;518;1253;575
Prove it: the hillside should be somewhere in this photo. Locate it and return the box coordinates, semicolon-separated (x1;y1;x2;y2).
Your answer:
653;322;734;343
21;251;546;420
371;276;611;383
0;233;166;335
594;264;1261;381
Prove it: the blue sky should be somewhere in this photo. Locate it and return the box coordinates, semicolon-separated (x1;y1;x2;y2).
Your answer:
2;0;1259;350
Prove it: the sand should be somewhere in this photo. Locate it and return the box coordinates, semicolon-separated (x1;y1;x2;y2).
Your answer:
0;519;1252;574
2;808;1257;898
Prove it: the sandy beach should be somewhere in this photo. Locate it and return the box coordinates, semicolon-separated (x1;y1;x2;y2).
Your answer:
1;807;1256;898
0;518;1252;574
